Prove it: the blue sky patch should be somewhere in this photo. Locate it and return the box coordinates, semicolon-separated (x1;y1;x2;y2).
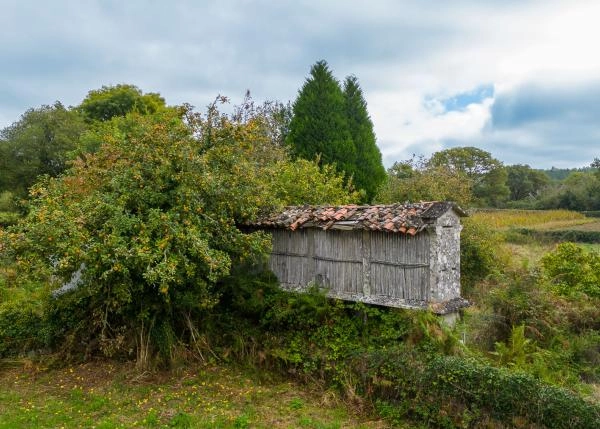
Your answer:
440;84;494;112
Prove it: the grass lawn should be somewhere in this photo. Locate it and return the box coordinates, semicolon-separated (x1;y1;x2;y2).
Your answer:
0;360;391;429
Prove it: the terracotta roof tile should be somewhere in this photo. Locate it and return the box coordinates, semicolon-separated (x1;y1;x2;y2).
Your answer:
253;201;465;235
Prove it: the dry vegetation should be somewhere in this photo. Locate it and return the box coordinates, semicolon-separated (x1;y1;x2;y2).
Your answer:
469;209;591;229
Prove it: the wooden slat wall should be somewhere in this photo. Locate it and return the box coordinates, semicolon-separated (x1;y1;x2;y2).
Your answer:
369;231;430;301
270;229;311;287
314;230;363;294
269;227;431;303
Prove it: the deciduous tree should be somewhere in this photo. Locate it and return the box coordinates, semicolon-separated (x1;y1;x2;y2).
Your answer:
428;147;509;207
505;164;550;201
79;84;167;122
428;146;500;178
376;156;473;207
0;102;87;198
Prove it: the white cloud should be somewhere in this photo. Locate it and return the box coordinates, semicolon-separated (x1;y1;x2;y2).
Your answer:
357;0;600;167
2;0;600;168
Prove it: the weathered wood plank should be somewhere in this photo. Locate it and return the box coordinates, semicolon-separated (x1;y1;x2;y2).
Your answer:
368;230;430;300
362;230;371;296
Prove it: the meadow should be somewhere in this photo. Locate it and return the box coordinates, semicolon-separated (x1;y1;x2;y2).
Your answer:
470;209;600;265
0;360;387;429
469;208;593;229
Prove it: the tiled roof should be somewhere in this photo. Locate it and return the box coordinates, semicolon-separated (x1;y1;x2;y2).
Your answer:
254;201;465;235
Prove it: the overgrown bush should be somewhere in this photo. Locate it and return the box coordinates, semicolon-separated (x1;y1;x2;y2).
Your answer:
460;217;508;297
463;264;600;389
484;271;558;343
200;267;600;427
0;99;357;368
0;299;46;357
541;242;600;298
365;348;600;428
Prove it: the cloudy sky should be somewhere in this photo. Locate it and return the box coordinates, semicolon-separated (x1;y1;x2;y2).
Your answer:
2;0;599;168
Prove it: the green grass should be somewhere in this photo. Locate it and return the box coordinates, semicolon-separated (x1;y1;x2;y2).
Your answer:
0;360;390;429
545;221;600;232
578;243;600;253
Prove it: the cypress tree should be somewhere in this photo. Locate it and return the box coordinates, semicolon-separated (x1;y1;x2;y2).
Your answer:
343;75;386;201
286;61;356;180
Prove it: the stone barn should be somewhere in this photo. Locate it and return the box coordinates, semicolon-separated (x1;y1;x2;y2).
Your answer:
254;201;468;315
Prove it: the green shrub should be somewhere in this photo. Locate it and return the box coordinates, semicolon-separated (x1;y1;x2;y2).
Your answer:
0;299;46;357
425;356;600;428
569;331;600;383
460;217;508;297
484;271;558;343
365;348;600;428
541;242;600;298
465;264;600;390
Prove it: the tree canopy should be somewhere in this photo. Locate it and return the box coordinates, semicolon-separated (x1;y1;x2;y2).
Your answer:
79;84;167;123
376;156;473;207
505;164;550;201
428;146;500;178
428;147;509;206
0;102;87;198
343;75;386;201
286;61;356;187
